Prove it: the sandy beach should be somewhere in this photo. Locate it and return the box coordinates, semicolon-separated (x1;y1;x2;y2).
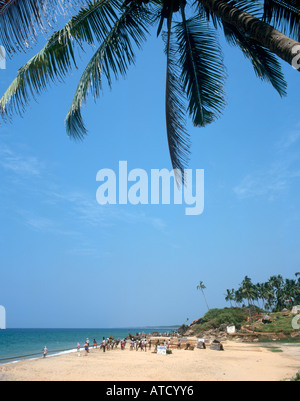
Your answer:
0;339;299;381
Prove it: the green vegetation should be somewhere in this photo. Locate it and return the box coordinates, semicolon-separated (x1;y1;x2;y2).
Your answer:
261;345;283;352
254;313;295;334
291;372;300;382
183;274;300;338
188;308;249;335
267;348;283;353
258;337;300;344
179;305;300;339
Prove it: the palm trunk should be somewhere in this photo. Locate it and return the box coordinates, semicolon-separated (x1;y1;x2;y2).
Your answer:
202;290;210;311
199;0;300;69
248;298;254;332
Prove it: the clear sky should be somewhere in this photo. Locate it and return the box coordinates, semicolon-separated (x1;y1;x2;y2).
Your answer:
0;11;300;328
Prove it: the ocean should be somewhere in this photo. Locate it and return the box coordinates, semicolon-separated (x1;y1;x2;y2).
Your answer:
0;327;177;364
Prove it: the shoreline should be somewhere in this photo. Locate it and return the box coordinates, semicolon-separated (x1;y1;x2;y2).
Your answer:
0;327;176;364
0;338;299;381
0;347;80;367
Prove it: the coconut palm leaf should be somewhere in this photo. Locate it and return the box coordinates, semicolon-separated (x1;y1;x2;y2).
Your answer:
175;14;226;127
1;0;300;175
0;0;83;55
0;0;125;120
263;0;300;41
65;2;151;139
222;21;287;96
163;25;190;182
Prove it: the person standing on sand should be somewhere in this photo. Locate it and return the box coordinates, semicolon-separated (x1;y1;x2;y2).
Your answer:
84;341;89;356
102;337;106;352
43;346;48;358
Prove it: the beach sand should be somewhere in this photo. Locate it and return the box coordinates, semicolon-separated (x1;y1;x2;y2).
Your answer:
0;339;299;381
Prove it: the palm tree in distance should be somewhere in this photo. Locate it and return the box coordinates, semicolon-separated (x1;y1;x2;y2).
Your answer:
240;276;257;330
197;281;209;311
225;289;235;307
230;273;300;312
1;0;300;178
234;289;243;308
268;275;285;311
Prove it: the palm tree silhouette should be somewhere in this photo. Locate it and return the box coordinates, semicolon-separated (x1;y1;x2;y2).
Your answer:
240;276;257;330
225;289;235;307
197;281;209;311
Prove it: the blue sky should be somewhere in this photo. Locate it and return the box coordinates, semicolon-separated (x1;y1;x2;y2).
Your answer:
0;11;300;328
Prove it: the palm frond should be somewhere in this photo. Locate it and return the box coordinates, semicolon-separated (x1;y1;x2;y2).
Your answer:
65;3;151;139
222;21;287;96
263;0;300;41
0;0;122;120
175;14;226;127
163;28;190;183
0;0;83;55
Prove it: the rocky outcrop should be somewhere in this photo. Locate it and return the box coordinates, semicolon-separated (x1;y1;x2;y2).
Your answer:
189;318;203;326
180;321;300;343
181;323;230;343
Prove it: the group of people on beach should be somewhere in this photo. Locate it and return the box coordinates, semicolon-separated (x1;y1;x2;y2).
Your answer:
129;338;151;351
42;335;183;359
78;336;184;356
79;336;178;355
81;337;138;355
